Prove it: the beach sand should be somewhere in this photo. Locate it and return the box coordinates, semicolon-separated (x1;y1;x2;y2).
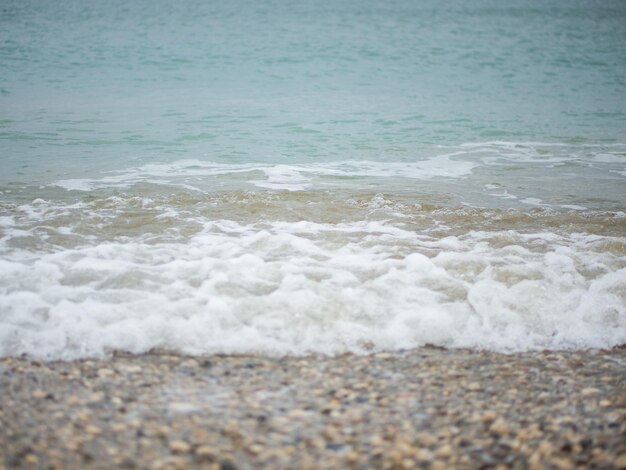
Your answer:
1;347;625;469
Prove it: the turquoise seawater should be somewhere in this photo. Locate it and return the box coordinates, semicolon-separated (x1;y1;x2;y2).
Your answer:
0;0;625;359
2;0;626;177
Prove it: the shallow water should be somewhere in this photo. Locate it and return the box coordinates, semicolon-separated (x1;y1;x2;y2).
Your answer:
1;0;625;358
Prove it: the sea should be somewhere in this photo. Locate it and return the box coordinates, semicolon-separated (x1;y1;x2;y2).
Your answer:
1;0;625;360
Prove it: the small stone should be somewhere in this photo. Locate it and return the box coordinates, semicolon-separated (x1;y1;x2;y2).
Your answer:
248;443;264;455
581;388;600;396
431;461;447;470
322;425;342;441
24;454;39;465
401;458;416;469
324;399;341;411
415;448;434;462
111;423;127;433
287;408;309;419
156;425;172;437
468;382;481;391
169;440;191;454
181;359;198;368
98;368;114;377
66;396;80;405
86;425;102;435
220;460;238;470
169;402;197;413
346;449;359;462
32;389;46;399
481;410;497;422
435;444;453;458
76;411;91;423
195;445;216;461
599;399;611;407
415;432;437;447
552;456;574;469
117;456;137;469
152;457;188;470
615;454;626;469
538;440;554;457
489;418;509;435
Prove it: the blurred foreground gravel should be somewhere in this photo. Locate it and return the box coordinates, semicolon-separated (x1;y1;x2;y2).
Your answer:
1;347;625;469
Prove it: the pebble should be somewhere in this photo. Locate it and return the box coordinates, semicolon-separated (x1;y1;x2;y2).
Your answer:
415;432;437;447
415;448;434;462
195;445;217;460
97;368;114;378
24;454;39;465
169;440;192;454
489;418;509;435
168;402;197;413
247;443;264;455
86;425;102;435
435;444;453;458
287;408;309;419
181;359;199;368
66;395;80;405
111;422;127;432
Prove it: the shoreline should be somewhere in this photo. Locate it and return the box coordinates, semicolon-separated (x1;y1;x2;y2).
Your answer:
1;347;625;469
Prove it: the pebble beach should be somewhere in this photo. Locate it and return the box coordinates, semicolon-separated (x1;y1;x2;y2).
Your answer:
2;1;626;469
1;347;625;469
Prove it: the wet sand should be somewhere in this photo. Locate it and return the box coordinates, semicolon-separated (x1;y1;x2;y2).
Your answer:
1;347;625;469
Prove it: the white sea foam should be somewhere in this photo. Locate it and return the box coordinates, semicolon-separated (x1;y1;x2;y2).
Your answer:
457;141;626;165
47;142;626;212
520;197;549;207
0;218;624;360
51;155;478;192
